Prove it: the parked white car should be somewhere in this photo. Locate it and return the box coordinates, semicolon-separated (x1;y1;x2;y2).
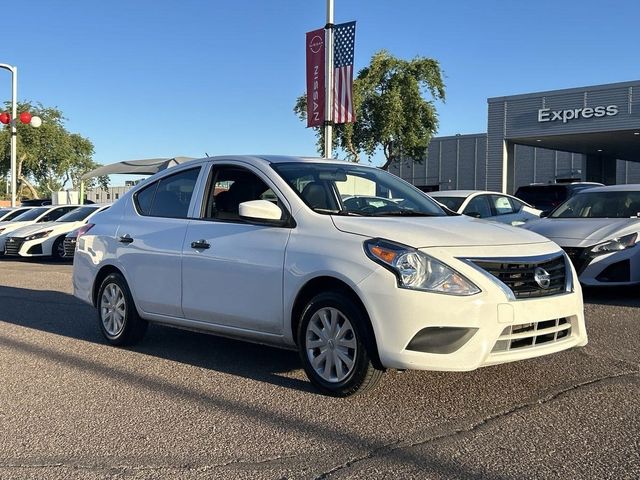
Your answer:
4;204;109;259
0;205;79;254
73;155;587;396
523;184;640;286
0;206;33;223
430;190;542;226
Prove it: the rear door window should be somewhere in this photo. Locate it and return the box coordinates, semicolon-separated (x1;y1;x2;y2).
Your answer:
490;195;517;216
463;195;492;218
149;168;201;218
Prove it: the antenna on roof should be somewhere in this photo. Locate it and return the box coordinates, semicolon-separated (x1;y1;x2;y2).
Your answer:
205;152;210;157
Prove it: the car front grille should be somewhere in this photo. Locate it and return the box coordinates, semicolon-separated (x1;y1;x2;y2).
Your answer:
471;254;567;299
63;237;77;258
561;247;591;274
492;318;572;353
4;237;25;256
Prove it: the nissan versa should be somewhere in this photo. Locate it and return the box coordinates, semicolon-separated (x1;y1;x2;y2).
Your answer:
73;155;588;396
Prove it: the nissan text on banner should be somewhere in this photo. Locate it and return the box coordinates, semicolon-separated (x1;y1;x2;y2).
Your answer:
306;28;325;128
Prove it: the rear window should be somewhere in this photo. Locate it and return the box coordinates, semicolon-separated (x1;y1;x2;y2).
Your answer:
431;196;465;211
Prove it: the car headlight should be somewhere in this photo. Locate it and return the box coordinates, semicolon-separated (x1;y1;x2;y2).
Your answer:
589;233;637;255
25;230;52;241
364;238;480;295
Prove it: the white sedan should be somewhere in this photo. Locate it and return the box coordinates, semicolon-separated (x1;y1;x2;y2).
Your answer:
523;184;640;286
0;206;34;222
73;155;587;396
0;205;80;254
430;190;542;226
4;204;109;259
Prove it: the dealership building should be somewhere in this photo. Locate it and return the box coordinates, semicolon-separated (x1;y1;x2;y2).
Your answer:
389;80;640;193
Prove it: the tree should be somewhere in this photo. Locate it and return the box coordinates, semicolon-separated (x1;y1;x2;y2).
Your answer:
294;50;446;169
0;101;107;199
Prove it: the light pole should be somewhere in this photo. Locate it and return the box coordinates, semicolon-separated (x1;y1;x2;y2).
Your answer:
0;63;17;207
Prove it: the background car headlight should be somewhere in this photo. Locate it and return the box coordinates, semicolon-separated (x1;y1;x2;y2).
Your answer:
590;233;637;255
25;230;52;241
364;238;480;295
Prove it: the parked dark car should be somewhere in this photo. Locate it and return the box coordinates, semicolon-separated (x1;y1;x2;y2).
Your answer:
20;198;52;206
514;182;603;216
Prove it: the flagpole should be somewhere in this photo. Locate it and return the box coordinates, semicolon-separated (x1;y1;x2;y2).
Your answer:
323;0;334;158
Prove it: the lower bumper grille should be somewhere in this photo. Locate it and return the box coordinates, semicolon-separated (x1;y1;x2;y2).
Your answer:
63;237;76;257
492;318;571;353
4;237;24;256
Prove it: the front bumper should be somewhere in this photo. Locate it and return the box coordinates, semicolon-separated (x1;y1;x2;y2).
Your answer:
356;244;587;371
3;237;49;257
566;245;640;286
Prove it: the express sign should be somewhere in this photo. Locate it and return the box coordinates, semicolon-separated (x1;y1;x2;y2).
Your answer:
538;105;619;123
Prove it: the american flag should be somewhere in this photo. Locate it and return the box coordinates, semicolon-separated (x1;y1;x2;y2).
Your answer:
333;21;356;124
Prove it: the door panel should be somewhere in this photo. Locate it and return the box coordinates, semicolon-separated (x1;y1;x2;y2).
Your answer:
181;221;290;334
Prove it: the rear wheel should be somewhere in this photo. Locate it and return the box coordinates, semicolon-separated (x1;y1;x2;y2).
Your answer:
297;291;383;397
97;273;147;346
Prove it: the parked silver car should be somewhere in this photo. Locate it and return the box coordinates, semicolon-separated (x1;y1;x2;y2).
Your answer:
523;184;640;286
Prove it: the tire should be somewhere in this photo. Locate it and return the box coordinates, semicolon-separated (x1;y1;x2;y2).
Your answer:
97;273;147;346
297;291;384;397
51;236;65;260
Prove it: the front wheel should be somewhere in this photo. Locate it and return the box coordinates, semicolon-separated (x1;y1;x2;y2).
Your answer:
97;273;147;346
51;236;66;260
297;291;383;397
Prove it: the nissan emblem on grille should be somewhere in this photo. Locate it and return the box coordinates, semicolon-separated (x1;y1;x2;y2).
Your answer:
534;267;551;289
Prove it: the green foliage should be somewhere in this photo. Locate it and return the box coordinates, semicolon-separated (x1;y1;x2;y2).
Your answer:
294;50;445;169
0;101;108;199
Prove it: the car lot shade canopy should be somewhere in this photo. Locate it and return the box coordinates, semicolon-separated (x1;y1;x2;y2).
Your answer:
81;157;195;180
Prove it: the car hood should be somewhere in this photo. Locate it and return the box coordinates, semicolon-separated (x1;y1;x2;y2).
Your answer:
331;215;549;248
0;220;38;235
9;221;85;238
523;218;640;244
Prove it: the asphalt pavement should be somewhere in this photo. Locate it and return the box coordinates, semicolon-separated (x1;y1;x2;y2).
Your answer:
0;259;638;479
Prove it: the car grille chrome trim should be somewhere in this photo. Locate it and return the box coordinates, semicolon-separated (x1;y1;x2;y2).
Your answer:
4;237;24;256
463;253;568;299
491;318;572;353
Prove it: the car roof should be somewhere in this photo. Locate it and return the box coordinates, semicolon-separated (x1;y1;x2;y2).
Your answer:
430;190;505;198
575;184;640;193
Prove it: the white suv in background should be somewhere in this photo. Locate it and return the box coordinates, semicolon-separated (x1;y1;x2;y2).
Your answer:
73;155;587;396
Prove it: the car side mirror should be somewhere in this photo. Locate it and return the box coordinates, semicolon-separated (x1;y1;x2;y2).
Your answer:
239;200;287;226
540;211;549;218
465;211;482;218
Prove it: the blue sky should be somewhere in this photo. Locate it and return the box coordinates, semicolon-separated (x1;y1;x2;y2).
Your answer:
3;0;640;175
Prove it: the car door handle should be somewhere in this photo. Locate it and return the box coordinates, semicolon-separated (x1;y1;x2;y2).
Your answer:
191;239;210;250
118;234;134;244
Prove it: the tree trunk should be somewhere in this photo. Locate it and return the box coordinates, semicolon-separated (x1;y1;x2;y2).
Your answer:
18;175;39;199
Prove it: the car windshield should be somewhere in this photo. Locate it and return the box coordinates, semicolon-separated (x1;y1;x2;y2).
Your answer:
56;206;99;222
273;162;446;217
10;207;48;221
0;208;31;221
550;191;640;218
431;196;465;211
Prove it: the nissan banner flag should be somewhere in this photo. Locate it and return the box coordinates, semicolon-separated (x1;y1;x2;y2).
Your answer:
305;28;325;128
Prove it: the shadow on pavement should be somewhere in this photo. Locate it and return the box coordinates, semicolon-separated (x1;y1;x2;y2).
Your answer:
582;285;640;308
0;284;312;393
0;283;520;479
